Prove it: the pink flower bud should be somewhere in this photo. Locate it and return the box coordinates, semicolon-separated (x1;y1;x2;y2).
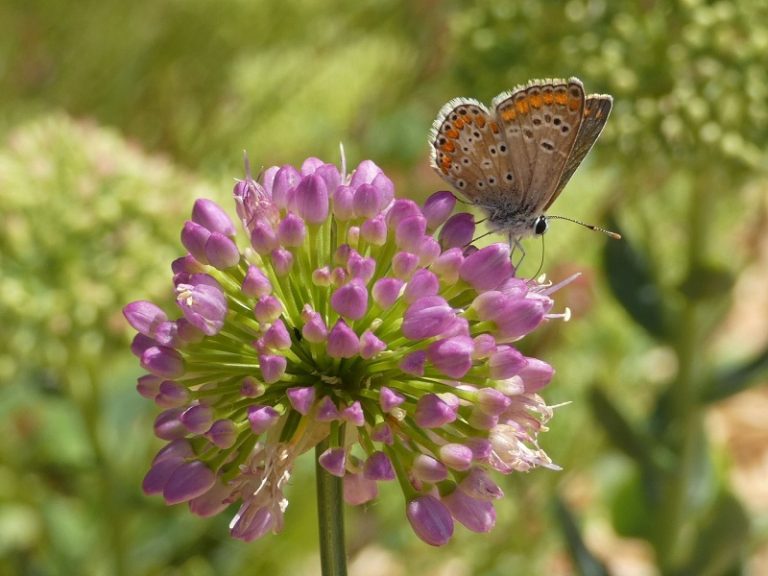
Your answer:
403;269;439;303
476;388;512;415
316;396;340;421
363;451;395;481
192;199;236;237
402;296;456;340
406;495;454;546
249;219;278;254
488;346;527;379
263;319;292;350
386;198;421;228
379;386;405;412
399;350;426;376
206;419;237;449
301;308;328;343
347;253;376;284
443;489;496;533
163;461;217;505
155;380;189;407
353;183;384;219
293;174;328;224
178;404;212;435
392;251;419;279
439;443;473;470
415;393;458;428
277;213;306;247
271;247;294;276
459;243;513;292
287;386;316;415
153;408;186;440
427;335;474;379
247;405;281;434
360;330;386;359
242;265;272;298
271;165;301;209
412;454;449;483
254;295;283;323
439;213;475;249
341;401;365;426
136;374;162;399
395;215;427;253
518;357;555;392
331;184;354;221
327;319;360;358
331;281;369;320
372;277;404;309
343;472;378;505
141;346;185;379
360;215;388;245
319;448;347;477
423;191;457;230
181;220;211;263
259;354;286;383
459;467;504;501
431;247;464;283
204;232;240;269
124;301;169;337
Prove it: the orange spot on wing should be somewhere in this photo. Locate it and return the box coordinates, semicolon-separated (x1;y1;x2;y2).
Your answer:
529;94;543;108
542;92;554;105
490;121;500;134
474;115;486;128
554;92;568;105
445;128;460;139
515;99;529;115
568;98;581;111
501;109;516;121
441;141;456;153
454;118;465;129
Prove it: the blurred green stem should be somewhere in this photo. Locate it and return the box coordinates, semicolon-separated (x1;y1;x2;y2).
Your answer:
74;363;127;576
316;438;347;576
656;174;710;570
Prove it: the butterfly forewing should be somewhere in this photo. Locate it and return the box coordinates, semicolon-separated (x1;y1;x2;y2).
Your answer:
544;94;613;210
430;99;516;203
492;78;585;212
429;77;612;240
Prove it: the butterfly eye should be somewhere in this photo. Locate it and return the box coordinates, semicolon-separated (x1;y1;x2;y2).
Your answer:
533;216;548;236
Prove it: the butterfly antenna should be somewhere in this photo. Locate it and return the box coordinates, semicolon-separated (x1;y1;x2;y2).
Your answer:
546;215;622;240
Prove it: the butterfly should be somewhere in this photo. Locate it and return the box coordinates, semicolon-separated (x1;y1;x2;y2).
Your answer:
430;77;617;247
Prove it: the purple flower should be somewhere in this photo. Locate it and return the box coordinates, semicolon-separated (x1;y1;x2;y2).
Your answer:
125;154;571;546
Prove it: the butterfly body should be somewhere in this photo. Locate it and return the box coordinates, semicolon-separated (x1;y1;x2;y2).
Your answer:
430;77;612;242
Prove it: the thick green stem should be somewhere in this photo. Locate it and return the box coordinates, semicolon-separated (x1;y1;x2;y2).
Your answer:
315;439;348;576
656;173;710;570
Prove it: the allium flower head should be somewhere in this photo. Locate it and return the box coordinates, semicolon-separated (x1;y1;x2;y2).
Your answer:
125;155;571;546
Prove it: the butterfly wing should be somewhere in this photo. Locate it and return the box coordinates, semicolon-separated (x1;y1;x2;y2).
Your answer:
429;98;522;206
492;78;585;213
543;94;613;210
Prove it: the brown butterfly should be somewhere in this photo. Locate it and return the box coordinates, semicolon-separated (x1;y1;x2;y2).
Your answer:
430;77;618;247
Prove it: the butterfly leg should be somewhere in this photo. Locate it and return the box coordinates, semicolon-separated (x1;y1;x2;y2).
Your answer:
509;233;526;270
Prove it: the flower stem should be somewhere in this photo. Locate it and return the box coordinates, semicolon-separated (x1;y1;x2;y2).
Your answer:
316;439;348;576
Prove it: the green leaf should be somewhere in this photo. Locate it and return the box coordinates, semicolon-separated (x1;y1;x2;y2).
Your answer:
553;496;610;576
676;491;749;576
609;472;654;540
602;216;668;340
702;347;768;403
588;386;658;475
678;263;734;301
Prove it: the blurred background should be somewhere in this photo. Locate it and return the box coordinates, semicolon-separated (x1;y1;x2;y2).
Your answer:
2;0;767;574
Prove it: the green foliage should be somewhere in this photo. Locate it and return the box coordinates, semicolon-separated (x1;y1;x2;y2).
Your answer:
1;0;767;574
